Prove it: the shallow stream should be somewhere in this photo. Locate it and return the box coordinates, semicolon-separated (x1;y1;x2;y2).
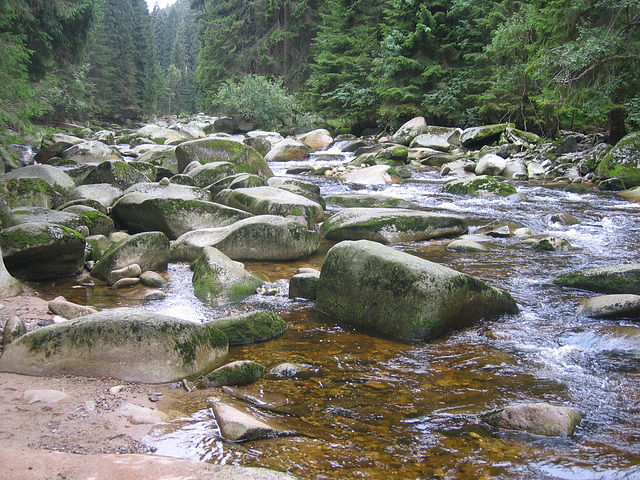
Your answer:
38;152;640;479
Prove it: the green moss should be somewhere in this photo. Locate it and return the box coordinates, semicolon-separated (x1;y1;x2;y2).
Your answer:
292;207;303;216
174;323;228;365
204;360;265;387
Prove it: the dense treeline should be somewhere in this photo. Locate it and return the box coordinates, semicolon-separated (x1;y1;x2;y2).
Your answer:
0;0;638;138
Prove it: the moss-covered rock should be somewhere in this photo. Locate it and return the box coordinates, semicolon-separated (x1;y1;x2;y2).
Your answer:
135;145;179;174
316;240;519;342
175;137;273;179
183;161;237;188
59;205;114;236
322;208;468;244
325;194;412;209
459;123;513;148
192;246;263;307
170;215;321;262
578;294;640;319
554;263;640;294
61;140;122;164
214;186;324;228
81;160;150;190
2;207;85;232
2;164;76;198
69;183;123;209
90;231;170;282
289;272;320;300
480;403;582;437
264;138;311;162
442;175;517;197
200;360;266;388
0;222;86;281
595;132;640;187
0;177;65;209
267;177;325;209
0;307;228;383
211;311;289;345
207;173;266;197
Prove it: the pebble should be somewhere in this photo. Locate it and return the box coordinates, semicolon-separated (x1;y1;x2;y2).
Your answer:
109;385;125;395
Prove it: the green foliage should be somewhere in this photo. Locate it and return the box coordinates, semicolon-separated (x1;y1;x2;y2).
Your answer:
211;75;297;131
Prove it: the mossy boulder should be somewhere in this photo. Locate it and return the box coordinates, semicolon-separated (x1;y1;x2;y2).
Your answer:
480;403;582;437
81;160;150;190
595;132;640;187
192;246;264;307
60;205;115;236
60;140;122;164
389;117;428;145
442;175;517;197
554;263;640;294
322;208;468;244
459;123;512;148
200;360;266;388
264;138;311;162
578;294;640;319
90;231;170;282
619;186;640;202
2;164;76;198
0;307;229;383
170;215;321;262
409;127;461;151
207;173;267;197
325;194;412;209
0;177;64;209
267;177;325;209
175;137;273;179
0;222;86;281
289;272;320;300
135;145;179;174
211;311;289;345
214;186;324;228
69;183;123;208
2;207;86;232
316;240;519;342
183;161;236;188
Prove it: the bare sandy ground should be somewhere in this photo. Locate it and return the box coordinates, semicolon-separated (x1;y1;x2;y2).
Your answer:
0;292;296;480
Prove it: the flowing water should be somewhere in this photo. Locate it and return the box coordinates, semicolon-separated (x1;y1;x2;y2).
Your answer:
38;150;640;479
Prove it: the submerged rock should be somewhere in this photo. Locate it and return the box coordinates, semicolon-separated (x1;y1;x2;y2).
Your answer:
554;263;640;294
322;208;468;244
578;294;640;319
480;402;583;437
0;307;229;383
316;240;519;342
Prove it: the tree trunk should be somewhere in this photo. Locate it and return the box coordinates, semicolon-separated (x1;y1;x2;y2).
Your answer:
608;106;627;145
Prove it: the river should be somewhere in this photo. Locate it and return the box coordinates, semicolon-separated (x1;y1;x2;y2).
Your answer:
41;148;640;479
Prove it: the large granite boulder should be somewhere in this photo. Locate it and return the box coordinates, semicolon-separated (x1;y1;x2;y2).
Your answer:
192;247;264;307
0;222;86;280
1;164;76;199
0;177;64;209
207;173;267;197
325;194;412;209
0;307;228;383
389;117;428;145
112;183;251;239
90;231;170;282
2;207;86;232
316;240;519;342
409;126;462;151
595;132;640;187
175;137;273;179
296;129;333;151
554;263;640;294
460;123;512;148
214;186;324;228
266;177;325;208
475;153;507;176
170;215;321;262
61;140;122;164
322;208;468;244
264;138;311;162
442;175;517;196
81;160;150;190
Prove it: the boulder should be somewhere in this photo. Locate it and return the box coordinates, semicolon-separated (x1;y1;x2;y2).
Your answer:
60;205;115;236
0;222;86;281
480;403;582;437
34;140;79;164
192;247;264;307
2;164;76;198
0;177;64;209
529;236;571;251
0;247;22;297
595;132;640;187
0;307;229;383
578;294;640;319
341;165;403;185
211;311;289;345
69;183;123;208
460;123;511;148
107;264;142;285
135;145;179;175
325;194;412;209
81;160;150;190
446;239;491;252
266;177;325;208
475;153;507;176
148;127;188;145
245;130;285;150
264;138;311;162
442;175;517;196
170;215;321;262
140;271;168;288
175;137;273;179
48;296;98;319
502;160;528;180
322;208;468;244
315;240;519;342
2;207;85;232
183;161;236;188
289;272;320;300
389;117;428;145
214;186;324;228
112;184;251;239
200;360;266;388
3;316;26;347
61;140;122;164
207;173;266;197
90;231;170;282
554;263;640;294
409;127;461;151
296;129;333;151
